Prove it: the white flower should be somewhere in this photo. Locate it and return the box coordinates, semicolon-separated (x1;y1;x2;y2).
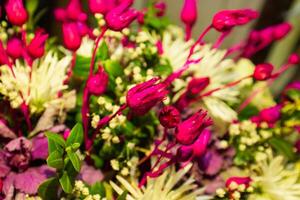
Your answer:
110;163;212;200
0;51;71;114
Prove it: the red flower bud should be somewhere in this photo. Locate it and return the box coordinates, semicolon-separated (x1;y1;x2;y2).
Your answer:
62;22;82;51
212;9;258;32
6;37;23;59
177;145;193;162
88;0;116;15
273;22;292;40
86;67;109;96
288;53;300;65
259;105;281;124
126;77;168;115
154;2;166;17
253;63;274;81
4;0;28;26
187;77;210;96
66;0;87;22
27;29;48;59
192;129;211;157
159;106;181;128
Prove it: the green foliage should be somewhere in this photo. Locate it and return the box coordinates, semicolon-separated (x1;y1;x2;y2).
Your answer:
117;191;128;200
269;137;296;161
38;178;59;200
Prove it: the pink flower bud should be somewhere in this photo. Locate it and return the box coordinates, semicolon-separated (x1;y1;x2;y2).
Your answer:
192;129;211;157
66;0;87;22
126;77;168;115
0;41;10;65
226;176;252;189
54;8;67;21
159;106;181;128
105;0;138;31
154;2;166;17
288;53;300;64
181;0;197;40
63;129;71;140
6;37;23;59
88;0;116;15
27;29;48;59
273;22;292;40
177;145;193;162
175;110;212;145
212;9;258;32
62;22;82;51
187;77;210;96
253;63;274;81
4;0;28;26
86;67;109;96
259;105;281;124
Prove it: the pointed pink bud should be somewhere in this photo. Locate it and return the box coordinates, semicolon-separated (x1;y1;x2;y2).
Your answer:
212;9;258;32
181;0;197;40
6;37;23;59
159;106;181;128
192;129;211;157
154;2;166;17
62;22;82;51
126;77;168;115
66;0;87;22
87;67;109;96
187;77;210;96
4;0;28;26
259;105;281;124
253;63;274;81
105;0;138;31
88;0;116;15
0;41;10;66
177;145;193;162
226;176;252;189
288;53;300;65
175;110;212;145
273;22;292;40
27;29;48;59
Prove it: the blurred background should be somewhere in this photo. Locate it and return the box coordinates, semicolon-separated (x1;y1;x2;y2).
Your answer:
2;0;300;94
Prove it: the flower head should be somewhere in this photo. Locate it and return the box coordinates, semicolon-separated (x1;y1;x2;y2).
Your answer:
27;29;49;59
86;67;109;96
253;63;274;81
62;22;83;51
88;0;117;15
212;9;258;32
4;0;28;26
159;106;181;128
6;37;23;60
175;110;212;145
126;77;168;115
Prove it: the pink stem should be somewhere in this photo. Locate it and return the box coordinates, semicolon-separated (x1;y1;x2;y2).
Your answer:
213;30;231;49
185;24;192;41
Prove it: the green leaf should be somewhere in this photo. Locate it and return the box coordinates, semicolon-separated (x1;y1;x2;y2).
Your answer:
45;132;66;148
104;60;123;77
26;0;39;15
269;137;295;160
97;41;109;61
66;150;81;172
59;171;73;194
66;123;84;146
90;182;106;196
73;55;91;78
117;191;128;200
286;89;300;101
38;178;59;200
153;64;172;76
47;150;64;169
71;143;81;151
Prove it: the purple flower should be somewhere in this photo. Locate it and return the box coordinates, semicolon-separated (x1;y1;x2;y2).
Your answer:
4;0;28;26
86;67;109;96
27;29;48;59
126;78;168;115
105;0;138;31
88;0;117;15
6;37;23;60
78;164;103;185
31;134;48;160
253;63;274;81
181;0;198;40
159;106;181;128
212;9;258;32
175;110;212;145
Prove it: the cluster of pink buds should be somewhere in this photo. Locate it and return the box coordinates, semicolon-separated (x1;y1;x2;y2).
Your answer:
4;0;28;26
86;67;109;96
251;105;281;127
55;0;92;51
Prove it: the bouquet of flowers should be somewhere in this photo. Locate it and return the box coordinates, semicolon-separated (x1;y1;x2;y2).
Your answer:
0;0;299;200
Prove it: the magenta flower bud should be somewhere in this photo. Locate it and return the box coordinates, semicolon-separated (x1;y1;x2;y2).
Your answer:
4;0;28;26
54;8;67;21
181;0;197;40
259;105;281;124
253;63;274;81
27;29;48;59
86;67;109;96
192;129;211;157
288;53;300;65
6;37;23;59
63;129;71;140
154;2;166;17
187;77;210;96
66;0;87;22
159;106;181;128
126;77;168;115
175;110;212;145
105;0;138;31
88;0;116;15
176;145;193;162
212;9;258;32
62;22;82;51
0;41;10;65
226;176;252;189
273;22;292;40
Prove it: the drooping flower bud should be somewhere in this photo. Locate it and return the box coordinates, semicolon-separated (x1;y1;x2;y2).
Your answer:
288;53;300;65
88;0;116;15
27;29;48;59
225;176;252;189
4;0;28;26
253;63;274;81
105;0;138;31
259;105;281;124
87;67;109;96
159;106;181;128
6;37;23;59
175;110;212;145
187;77;210;96
181;0;198;40
212;9;258;32
192;129;211;157
154;2;166;17
62;22;82;51
273;22;292;40
126;77;168;115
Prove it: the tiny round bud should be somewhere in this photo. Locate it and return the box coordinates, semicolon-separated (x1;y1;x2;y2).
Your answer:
159;106;181;128
288;53;300;65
